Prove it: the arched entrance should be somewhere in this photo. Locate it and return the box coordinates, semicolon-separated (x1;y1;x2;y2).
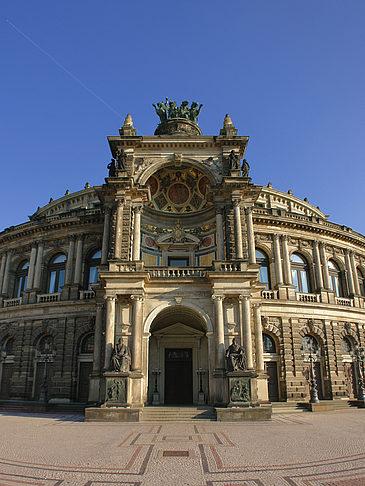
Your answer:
147;306;209;405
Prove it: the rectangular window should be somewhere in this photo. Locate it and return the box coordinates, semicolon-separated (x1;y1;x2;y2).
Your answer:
168;257;189;267
58;269;65;292
292;269;299;292
259;267;269;290
300;270;308;293
49;271;56;293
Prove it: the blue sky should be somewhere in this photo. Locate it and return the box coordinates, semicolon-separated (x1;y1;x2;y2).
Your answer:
1;1;364;233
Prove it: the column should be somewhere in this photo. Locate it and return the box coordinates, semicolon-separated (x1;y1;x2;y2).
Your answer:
64;237;75;285
73;236;84;285
313;240;324;290
131;295;144;371
1;253;11;295
132;205;142;261
320;242;330;290
0;253;7;294
345;249;355;296
26;245;37;290
233;199;243;259
33;242;44;289
281;235;292;285
245;207;256;264
101;206;111;264
213;295;225;369
104;296;116;369
113;200;123;259
215;206;225;260
254;304;265;371
240;295;254;369
350;251;361;295
273;234;283;286
93;302;104;373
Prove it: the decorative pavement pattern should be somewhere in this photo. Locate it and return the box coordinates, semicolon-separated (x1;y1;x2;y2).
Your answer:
0;411;365;485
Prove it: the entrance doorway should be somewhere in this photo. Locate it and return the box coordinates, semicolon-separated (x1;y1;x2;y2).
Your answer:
165;348;192;404
265;362;279;402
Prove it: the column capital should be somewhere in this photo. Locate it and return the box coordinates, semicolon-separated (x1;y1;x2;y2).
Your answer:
215;205;224;215
104;204;113;214
272;233;280;241
244;206;253;215
212;294;224;302
232;198;241;208
131;294;144;302
319;241;326;250
281;234;289;242
104;295;117;302
68;234;77;242
238;294;250;302
116;198;125;209
133;204;143;213
96;301;104;309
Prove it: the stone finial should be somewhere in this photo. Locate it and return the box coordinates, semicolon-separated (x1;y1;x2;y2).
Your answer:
123;113;133;127
65;189;70;195
119;114;137;136
223;114;233;126
219;113;237;137
85;182;90;189
267;182;273;188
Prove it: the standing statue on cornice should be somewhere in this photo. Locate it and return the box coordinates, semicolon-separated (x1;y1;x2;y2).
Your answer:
152;100;168;123
116;148;127;170
179;100;189;118
168;100;178;119
107;159;116;177
229;150;240;170
189;102;203;123
241;158;250;177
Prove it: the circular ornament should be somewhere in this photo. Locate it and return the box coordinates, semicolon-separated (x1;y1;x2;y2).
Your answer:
167;183;190;205
198;176;209;195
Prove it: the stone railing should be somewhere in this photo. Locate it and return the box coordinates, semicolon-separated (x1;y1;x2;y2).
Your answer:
37;293;61;303
213;261;247;272
335;297;353;307
3;297;22;307
148;267;207;278
296;292;319;303
79;290;95;300
261;290;278;300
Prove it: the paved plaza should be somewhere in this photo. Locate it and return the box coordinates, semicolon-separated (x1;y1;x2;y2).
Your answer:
1;410;365;485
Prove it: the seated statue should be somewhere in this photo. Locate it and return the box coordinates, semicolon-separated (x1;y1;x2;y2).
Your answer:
111;338;131;372
225;338;247;372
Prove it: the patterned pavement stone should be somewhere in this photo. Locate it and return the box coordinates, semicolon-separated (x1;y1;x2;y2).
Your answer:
1;409;365;485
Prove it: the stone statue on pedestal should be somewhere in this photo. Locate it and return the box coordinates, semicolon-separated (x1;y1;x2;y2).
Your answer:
107;159;116;177
229;150;240;170
241;159;250;177
226;338;247;372
111;338;131;372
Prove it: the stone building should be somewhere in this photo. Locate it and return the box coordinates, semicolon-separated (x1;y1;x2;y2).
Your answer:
1;105;365;411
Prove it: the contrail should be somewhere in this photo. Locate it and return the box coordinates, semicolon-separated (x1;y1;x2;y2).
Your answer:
6;19;121;118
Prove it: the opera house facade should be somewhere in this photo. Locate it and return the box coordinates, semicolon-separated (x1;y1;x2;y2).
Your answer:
1;104;365;416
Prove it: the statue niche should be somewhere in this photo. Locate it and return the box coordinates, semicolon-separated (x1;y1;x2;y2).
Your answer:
111;338;131;372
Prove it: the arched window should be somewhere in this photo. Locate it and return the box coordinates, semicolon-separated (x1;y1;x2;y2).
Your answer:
80;333;94;354
357;268;365;297
291;253;310;293
256;249;270;290
86;250;101;290
341;337;353;354
328;259;343;297
302;334;319;355
2;337;14;356
13;261;29;297
38;335;54;354
47;254;66;293
263;333;276;353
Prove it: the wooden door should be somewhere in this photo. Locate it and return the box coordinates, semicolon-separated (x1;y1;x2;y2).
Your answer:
265;362;279;402
344;362;357;399
165;349;192;404
34;362;53;400
0;363;14;399
78;362;93;402
314;362;324;400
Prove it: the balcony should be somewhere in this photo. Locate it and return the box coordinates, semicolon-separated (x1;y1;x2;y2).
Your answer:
261;290;278;300
79;290;95;300
3;297;22;307
37;293;61;303
296;292;319;303
148;267;207;278
335;297;353;307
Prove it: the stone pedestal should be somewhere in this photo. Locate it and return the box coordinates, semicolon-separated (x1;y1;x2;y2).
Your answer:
104;372;129;407
88;372;101;403
227;371;258;407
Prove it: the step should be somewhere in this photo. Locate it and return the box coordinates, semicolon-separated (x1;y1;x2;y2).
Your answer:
141;407;216;421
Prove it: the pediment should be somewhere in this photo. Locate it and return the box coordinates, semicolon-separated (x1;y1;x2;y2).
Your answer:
153;322;204;337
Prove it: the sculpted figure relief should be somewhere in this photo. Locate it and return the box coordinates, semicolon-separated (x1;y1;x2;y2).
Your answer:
111;338;131;372
226;338;247;372
116;148;127;170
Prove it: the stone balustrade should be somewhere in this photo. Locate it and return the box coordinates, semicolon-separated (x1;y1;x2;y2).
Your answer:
335;296;353;307
148;267;206;278
3;297;22;307
296;292;319;303
79;290;95;300
37;293;61;303
261;290;278;300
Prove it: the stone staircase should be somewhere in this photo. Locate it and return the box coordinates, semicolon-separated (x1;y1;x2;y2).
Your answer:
271;402;310;414
141;406;217;422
